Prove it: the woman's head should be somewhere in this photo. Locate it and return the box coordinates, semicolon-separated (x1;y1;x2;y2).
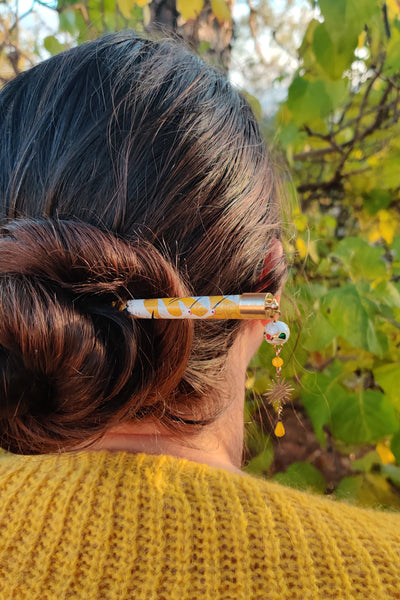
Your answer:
0;31;286;454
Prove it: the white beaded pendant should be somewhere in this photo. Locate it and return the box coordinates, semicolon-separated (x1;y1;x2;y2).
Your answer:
264;320;290;345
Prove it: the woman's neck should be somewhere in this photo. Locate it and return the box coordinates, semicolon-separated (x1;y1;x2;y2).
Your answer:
91;421;244;475
89;320;265;475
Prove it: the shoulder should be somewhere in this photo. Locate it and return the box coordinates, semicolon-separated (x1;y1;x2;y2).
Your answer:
1;450;400;599
241;468;400;544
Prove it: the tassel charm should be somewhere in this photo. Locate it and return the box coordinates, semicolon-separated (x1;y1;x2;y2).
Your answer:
264;320;292;437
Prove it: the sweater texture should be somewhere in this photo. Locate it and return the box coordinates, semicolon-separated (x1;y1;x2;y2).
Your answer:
0;450;399;599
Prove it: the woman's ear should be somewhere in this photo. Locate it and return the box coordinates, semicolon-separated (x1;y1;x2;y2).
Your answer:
258;237;286;293
259;238;284;327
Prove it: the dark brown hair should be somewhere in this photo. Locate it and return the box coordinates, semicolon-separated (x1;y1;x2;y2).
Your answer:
0;31;285;454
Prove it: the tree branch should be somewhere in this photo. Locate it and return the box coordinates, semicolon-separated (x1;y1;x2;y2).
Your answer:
246;0;269;68
294;73;399;191
293;146;340;161
58;3;90;25
9;1;35;34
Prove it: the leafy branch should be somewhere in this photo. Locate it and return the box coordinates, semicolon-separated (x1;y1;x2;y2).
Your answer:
295;68;400;196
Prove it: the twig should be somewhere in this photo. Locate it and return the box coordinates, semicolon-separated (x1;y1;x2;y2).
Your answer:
335;98;399;133
9;1;35;34
58;3;90;25
246;0;269;68
272;30;298;61
352;63;384;144
293;147;340;161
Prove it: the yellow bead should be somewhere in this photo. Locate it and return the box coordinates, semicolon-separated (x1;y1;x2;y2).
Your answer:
272;357;284;368
274;421;285;437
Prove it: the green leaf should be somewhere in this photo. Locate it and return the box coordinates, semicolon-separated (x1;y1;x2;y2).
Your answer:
278;123;302;148
335;472;400;508
273;462;326;494
363;189;392;215
385;23;400;75
351;450;380;472
391;235;400;267
58;9;79;35
301;365;344;445
373;280;400;310
335;475;363;503
330;389;399;444
368;149;400;189
318;0;380;43
117;0;136;18
365;318;387;358
320;283;387;355
43;36;68;56
391;430;400;464
320;284;368;349
374;363;400;410
381;464;400;487
287;77;332;125
323;79;349;111
197;41;211;55
302;311;336;352
331;237;386;281
244;446;274;476
313;22;355;79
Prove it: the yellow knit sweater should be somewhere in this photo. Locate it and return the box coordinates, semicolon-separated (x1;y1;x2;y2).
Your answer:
0;450;400;599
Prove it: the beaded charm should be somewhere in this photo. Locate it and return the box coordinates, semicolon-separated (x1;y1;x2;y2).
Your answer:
264;320;290;346
264;320;292;438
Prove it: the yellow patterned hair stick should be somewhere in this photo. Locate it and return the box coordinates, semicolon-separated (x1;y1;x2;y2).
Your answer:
125;293;279;320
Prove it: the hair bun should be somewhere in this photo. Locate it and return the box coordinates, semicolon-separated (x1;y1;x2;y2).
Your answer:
0;218;193;454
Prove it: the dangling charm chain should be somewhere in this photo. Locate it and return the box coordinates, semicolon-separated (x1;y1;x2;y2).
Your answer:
264;319;292;438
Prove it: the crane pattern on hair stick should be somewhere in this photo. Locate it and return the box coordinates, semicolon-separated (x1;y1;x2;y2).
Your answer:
125;293;280;320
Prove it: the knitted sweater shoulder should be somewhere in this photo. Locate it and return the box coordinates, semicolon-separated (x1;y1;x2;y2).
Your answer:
0;451;399;600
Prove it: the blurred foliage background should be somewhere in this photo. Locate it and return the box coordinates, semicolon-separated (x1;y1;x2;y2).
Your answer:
2;0;400;508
